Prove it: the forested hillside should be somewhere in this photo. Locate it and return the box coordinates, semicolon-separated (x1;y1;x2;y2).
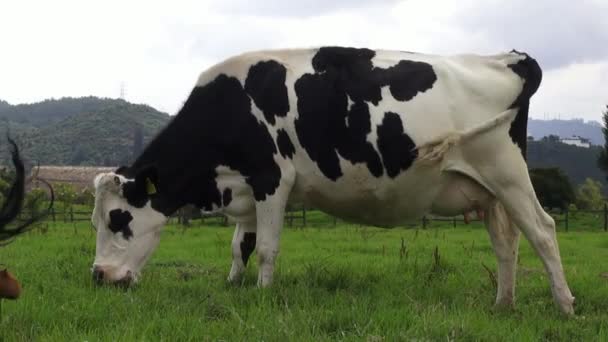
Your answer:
527;137;606;190
0;97;170;166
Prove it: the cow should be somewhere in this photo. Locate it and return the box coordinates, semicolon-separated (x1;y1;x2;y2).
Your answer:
91;47;575;314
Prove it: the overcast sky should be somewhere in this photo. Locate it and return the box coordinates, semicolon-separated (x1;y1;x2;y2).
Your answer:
1;0;607;121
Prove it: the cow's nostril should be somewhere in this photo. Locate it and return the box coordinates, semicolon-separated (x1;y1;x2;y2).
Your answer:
92;267;104;284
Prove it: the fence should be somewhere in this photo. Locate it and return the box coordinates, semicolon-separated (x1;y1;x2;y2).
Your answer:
19;204;608;232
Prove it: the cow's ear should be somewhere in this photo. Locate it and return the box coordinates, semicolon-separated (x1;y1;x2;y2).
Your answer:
135;165;159;196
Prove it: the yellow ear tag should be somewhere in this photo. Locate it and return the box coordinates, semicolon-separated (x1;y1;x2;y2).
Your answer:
145;178;157;195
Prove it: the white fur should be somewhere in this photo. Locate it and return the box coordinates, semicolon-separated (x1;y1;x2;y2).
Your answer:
92;174;167;283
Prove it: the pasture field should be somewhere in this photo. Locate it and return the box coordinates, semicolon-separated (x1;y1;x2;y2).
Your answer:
0;216;607;341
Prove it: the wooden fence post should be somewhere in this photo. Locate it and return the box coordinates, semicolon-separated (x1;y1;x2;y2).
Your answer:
302;206;307;227
564;208;568;232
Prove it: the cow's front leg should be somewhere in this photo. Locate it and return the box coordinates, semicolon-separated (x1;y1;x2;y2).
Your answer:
254;167;294;287
228;221;257;284
255;196;289;287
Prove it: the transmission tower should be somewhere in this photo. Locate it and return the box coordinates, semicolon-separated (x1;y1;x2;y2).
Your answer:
120;82;126;100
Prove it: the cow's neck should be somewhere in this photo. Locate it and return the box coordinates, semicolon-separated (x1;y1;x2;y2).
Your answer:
128;95;220;216
129;145;196;216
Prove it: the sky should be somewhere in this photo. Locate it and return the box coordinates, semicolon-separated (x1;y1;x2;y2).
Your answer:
1;0;607;121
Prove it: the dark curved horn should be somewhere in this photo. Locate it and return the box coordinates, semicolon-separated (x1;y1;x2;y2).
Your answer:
0;138;54;245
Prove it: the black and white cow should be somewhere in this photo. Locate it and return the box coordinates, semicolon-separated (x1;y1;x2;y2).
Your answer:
91;47;575;314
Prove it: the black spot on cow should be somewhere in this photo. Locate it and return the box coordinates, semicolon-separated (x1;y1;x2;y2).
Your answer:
276;129;295;159
295;46;433;180
121;181;147;208
386;60;438;102
507;50;543;159
124;73;281;215
222;188;232;207
240;232;256;265
115;166;128;175
108;209;133;240
117;165;159;209
377;112;418;178
244;61;290;125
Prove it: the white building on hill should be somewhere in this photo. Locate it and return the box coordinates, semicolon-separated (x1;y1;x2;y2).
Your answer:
560;135;591;148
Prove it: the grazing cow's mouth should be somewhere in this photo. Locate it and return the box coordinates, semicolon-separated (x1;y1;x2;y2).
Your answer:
92;266;134;288
113;272;134;288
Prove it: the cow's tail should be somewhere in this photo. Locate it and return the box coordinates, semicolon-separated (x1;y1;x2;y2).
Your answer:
416;51;542;164
506;50;542;160
416;108;518;164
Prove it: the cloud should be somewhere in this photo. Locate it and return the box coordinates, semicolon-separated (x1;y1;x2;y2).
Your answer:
452;0;608;70
532;61;608;121
210;0;400;18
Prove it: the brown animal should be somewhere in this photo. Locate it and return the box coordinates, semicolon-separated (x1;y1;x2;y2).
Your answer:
0;268;21;299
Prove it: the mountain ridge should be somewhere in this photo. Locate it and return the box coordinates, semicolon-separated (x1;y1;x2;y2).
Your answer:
0;97;171;166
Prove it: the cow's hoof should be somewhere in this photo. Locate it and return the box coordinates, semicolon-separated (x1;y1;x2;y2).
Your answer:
227;274;244;286
492;301;515;314
558;297;575;316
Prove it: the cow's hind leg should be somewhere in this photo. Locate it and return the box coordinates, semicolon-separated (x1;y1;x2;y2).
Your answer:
481;150;574;314
228;221;257;284
485;202;520;308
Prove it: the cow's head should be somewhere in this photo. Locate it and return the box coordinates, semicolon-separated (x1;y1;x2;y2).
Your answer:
91;166;168;286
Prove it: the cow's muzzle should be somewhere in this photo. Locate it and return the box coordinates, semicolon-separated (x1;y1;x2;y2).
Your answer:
92;266;134;288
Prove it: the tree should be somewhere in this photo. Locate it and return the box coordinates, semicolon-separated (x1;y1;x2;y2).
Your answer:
75;188;95;207
541;134;561;143
133;124;144;159
70;147;88;165
575;178;604;210
529;168;576;211
23;188;49;220
597;105;608;180
54;183;77;220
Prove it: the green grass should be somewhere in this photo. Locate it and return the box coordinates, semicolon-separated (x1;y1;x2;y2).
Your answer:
1;219;607;341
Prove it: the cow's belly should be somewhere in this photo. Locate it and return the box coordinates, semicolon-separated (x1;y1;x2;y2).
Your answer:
289;162;495;227
430;172;495;216
218;159;495;227
289;162;441;226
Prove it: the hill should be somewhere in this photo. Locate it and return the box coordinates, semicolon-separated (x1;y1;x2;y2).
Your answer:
0;97;171;166
0;97;129;127
527;137;606;191
528;118;603;145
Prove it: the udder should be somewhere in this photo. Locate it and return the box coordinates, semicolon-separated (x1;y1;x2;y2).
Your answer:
431;172;495;218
